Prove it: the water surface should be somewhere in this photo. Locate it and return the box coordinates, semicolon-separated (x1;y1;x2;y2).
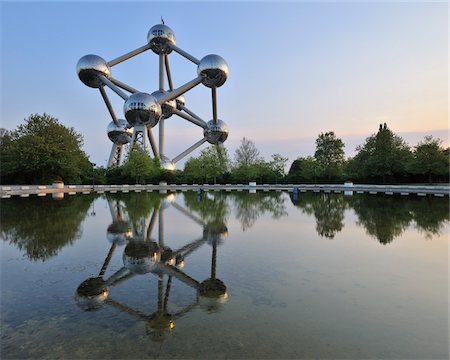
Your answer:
1;191;448;359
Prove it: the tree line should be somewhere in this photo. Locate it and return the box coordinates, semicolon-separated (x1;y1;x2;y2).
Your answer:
1;114;448;184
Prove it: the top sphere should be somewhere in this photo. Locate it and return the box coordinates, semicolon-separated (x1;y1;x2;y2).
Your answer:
77;55;111;88
147;24;176;54
197;55;229;88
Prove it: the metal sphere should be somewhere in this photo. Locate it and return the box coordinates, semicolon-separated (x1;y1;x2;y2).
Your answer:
106;220;132;245
151;91;176;119
160;158;176;172
147;24;176;54
123;241;160;275
197;55;228;88
160;193;176;209
199;278;228;313
203;223;228;245
123;92;161;127
203;120;229;144
175;94;186;110
75;277;109;311
107;119;133;145
77;55;111;88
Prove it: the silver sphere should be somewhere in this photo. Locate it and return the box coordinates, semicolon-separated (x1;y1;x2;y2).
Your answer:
160;193;176;210
197;55;229;88
123;92;161;127
123;242;160;275
77;55;111;88
175;94;186;110
75;277;109;311
107;220;132;245
203;120;229;144
160;158;176;172
147;24;176;54
107;119;133;145
151;91;176;119
199;279;228;313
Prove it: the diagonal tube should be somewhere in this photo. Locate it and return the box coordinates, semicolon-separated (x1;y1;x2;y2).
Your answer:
171;202;205;226
110;77;139;94
147;127;159;159
99;75;129;100
169;44;200;64
99;87;119;125
173;108;207;129
172;137;207;164
108;43;151;67
156;76;203;104
164;55;174;91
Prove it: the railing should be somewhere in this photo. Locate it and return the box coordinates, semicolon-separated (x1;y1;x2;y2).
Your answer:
1;183;449;198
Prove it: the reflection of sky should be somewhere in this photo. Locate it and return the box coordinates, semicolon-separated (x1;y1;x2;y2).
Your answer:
1;193;449;358
1;2;447;166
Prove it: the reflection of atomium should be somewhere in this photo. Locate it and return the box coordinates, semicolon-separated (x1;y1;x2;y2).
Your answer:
77;21;229;171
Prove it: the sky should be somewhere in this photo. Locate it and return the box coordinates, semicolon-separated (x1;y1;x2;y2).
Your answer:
1;1;448;169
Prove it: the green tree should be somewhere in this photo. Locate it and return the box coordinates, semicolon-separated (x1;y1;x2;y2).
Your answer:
314;131;345;181
201;144;231;184
269;153;288;183
0;113;90;184
288;156;319;183
353;123;412;183
121;146;159;184
409;136;449;183
232;137;263;182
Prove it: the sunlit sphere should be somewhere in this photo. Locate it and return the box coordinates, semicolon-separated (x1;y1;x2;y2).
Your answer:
203;223;228;245
147;24;176;54
203;119;229;144
107;119;133;145
107;220;132;245
175;95;186;110
197;55;228;88
160;192;176;209
77;55;111;88
160;158;176;172
161;247;176;266
123;92;161;127
123;241;160;274
146;313;175;343
199;278;228;313
151;91;176;119
75;277;109;311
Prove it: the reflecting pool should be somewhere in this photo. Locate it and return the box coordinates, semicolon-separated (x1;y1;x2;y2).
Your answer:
1;191;448;359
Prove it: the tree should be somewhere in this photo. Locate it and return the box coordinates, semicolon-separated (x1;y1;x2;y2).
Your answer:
121;146;159;184
232;137;263;182
409;136;449;183
0;113;90;184
352;123;412;183
314;131;345;181
268;153;288;183
234;137;261;168
288;156;319;183
201;144;231;184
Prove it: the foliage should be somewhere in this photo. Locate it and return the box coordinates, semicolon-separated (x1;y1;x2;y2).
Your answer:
314;131;345;181
408;136;449;182
121;145;160;184
0;194;94;260
288;156;319;183
0;113;91;184
351;123;412;183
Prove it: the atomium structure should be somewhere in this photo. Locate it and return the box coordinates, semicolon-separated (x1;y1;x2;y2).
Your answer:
77;22;229;171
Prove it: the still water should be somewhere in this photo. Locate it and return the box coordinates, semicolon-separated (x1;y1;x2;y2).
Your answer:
1;191;448;359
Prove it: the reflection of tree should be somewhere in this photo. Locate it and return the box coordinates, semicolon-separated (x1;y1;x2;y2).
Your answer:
106;192;162;229
347;195;413;245
291;192;346;239
183;191;229;229
230;192;287;231
0;195;94;261
291;192;449;244
409;197;449;238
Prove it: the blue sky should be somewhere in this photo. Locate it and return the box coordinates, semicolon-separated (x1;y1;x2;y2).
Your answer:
1;1;448;168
